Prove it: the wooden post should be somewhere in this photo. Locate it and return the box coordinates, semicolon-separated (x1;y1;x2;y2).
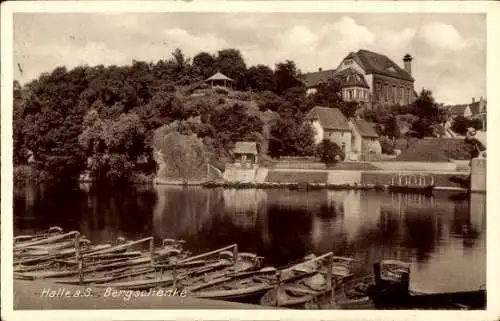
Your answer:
373;262;381;287
149;237;155;267
172;260;177;289
276;271;282;307
232;244;238;266
74;232;81;261
74;232;83;284
78;256;84;285
328;256;335;305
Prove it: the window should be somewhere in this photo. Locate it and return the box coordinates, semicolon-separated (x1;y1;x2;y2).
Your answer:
407;88;411;103
384;84;389;101
393;86;397;102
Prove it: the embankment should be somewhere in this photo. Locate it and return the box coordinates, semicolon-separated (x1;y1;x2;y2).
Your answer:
216;161;472;191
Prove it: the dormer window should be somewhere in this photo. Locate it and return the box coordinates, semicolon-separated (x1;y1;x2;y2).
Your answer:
345;59;353;65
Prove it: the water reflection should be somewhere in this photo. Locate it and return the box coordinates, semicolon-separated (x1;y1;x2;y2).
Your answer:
14;184;485;293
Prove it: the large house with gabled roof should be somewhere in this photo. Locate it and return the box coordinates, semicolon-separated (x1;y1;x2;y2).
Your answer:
304;106;382;161
302;49;417;109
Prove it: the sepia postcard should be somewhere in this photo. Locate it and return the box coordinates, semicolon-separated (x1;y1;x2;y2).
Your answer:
1;1;499;321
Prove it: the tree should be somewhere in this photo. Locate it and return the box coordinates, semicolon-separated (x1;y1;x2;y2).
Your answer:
384;116;401;139
411;117;434;138
256;90;286;112
413;89;447;124
308;78;359;118
410;89;447;138
169;48;192;85
268;118;315;158
192;52;216;79
14;66;88;183
309;78;343;108
246;65;276;92
214;49;247;89
451;116;482;135
78;111;152;184
274;60;303;95
209;103;264;149
316;139;344;164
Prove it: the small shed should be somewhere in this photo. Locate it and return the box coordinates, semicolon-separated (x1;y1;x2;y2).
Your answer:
232;142;258;169
205;71;235;89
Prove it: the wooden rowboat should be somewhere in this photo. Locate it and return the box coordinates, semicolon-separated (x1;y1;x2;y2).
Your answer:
187;268;277;301
14;231;80;250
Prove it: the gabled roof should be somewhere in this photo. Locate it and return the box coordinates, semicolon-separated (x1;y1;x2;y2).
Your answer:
233;142;258;155
304;106;350;131
469;102;481;115
334;68;369;89
352;49;414;82
301;69;337;88
447;104;469;117
352;119;379;138
206;71;234;82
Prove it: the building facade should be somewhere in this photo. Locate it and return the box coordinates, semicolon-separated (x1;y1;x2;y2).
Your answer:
302;49;416;109
304;106;381;161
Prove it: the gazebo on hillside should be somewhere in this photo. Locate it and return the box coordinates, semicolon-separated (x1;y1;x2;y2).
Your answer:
205;71;235;89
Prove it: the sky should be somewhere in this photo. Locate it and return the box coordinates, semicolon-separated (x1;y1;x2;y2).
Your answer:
13;13;486;105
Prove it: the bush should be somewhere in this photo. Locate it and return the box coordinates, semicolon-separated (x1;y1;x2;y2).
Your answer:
214;87;229;95
231;91;252;101
256;90;286;112
315;139;344;164
380;138;396;155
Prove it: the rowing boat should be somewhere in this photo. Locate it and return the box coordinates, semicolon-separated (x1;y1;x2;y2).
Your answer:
14;231;80;250
186;267;277;301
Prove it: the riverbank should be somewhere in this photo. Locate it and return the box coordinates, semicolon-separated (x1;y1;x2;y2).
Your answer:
14;280;269;309
198;170;470;192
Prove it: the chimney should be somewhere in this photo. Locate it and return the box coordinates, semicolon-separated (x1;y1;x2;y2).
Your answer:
403;54;413;76
318;67;323;72
472;97;475;103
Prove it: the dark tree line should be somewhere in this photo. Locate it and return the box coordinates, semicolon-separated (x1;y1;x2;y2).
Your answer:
13;48;318;184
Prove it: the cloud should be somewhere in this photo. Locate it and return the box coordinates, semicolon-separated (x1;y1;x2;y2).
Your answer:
418;22;467;51
41;41;128;67
162;28;229;56
326;16;376;48
379;28;417;51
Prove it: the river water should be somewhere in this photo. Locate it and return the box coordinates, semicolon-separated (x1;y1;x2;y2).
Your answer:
14;184;486;294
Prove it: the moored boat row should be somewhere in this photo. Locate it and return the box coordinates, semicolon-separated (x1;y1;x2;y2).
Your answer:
13;227;366;308
14;227;483;309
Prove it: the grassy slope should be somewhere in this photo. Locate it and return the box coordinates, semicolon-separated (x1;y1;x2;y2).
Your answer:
393;138;472;162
